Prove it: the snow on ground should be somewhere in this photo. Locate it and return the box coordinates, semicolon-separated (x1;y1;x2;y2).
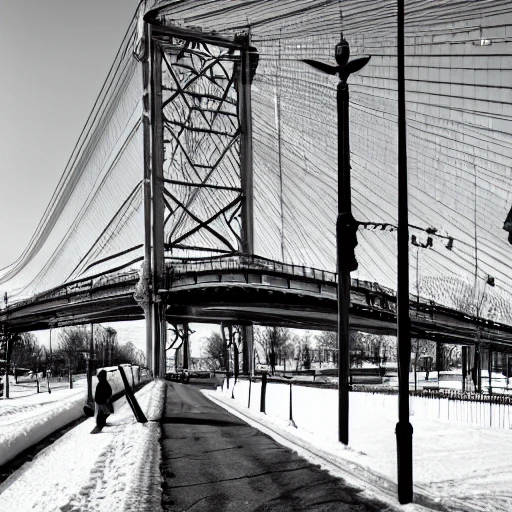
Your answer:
0;379;87;467
205;379;512;512
0;379;165;512
2;374;87;400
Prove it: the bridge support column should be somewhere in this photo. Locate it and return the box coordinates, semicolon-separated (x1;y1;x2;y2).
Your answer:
150;36;165;378
243;326;254;375
2;330;13;399
462;346;468;392
145;307;153;373
488;346;493;394
239;39;257;256
183;323;189;370
161;309;167;375
476;345;482;393
141;21;154;374
152;301;166;378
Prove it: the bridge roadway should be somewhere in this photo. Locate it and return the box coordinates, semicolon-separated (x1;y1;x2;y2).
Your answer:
1;256;512;348
160;379;388;511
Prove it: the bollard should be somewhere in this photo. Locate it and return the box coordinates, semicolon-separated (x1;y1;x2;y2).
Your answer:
289;382;297;428
260;373;267;413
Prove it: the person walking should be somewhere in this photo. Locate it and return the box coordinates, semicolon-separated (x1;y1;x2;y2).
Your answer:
94;370;113;431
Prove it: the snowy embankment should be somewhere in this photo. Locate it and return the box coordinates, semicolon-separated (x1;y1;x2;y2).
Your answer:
0;382;87;467
0;379;165;512
205;379;512;512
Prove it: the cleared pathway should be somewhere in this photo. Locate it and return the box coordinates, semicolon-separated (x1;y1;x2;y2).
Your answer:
160;380;391;511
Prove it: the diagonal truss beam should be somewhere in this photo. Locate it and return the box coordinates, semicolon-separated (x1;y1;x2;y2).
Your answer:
164;187;241;251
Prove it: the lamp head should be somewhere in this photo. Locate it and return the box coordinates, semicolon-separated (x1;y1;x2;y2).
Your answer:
335;33;350;66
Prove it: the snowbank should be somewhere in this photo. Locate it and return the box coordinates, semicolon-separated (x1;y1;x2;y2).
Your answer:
0;379;165;512
206;378;512;512
0;385;86;467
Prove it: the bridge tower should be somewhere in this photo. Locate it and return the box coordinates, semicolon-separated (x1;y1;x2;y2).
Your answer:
140;13;259;376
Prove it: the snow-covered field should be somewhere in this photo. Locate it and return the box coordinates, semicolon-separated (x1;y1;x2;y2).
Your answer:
206;379;512;512
0;379;164;512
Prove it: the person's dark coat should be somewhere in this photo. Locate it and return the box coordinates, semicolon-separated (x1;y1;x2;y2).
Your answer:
94;370;113;430
95;370;112;405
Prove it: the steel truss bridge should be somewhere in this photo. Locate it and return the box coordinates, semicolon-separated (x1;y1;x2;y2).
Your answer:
2;1;512;379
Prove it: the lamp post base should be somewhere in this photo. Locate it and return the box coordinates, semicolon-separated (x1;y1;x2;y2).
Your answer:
396;420;413;504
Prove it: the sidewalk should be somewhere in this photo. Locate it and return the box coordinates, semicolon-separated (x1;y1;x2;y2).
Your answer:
0;380;165;512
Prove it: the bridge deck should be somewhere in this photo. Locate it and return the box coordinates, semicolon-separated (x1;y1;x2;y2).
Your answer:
1;256;512;349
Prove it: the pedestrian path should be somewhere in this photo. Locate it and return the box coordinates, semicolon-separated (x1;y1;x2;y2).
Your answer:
160;381;396;511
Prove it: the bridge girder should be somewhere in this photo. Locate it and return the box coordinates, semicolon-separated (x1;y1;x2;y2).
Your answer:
2;264;512;352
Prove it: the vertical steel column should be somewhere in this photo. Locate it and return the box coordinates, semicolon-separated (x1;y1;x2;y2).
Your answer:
488;346;492;394
396;0;413;504
49;327;53;370
245;326;254;376
462;346;467;392
84;324;94;414
5;332;12;399
436;341;442;383
160;308;167;375
142;22;154;373
240;41;255;255
175;346;181;372
183;323;189;370
151;39;165;377
239;40;256;374
242;327;248;374
476;345;482;392
337;79;351;446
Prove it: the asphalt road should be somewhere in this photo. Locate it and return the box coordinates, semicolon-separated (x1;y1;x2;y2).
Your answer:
160;381;390;512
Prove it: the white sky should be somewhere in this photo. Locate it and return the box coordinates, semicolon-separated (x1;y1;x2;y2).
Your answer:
0;1;154;353
0;0;141;269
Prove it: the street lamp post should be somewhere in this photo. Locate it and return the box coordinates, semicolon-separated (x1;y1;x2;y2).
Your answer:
304;35;370;445
396;0;413;503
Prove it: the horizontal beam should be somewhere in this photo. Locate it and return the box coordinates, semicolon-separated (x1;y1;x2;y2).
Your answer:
162;178;242;192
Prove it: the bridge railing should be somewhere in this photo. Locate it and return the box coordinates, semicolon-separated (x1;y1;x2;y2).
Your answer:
166;254;339;283
165;254;397;297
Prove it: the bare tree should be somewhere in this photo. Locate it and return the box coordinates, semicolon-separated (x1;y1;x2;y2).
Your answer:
202;332;224;370
11;333;39;381
113;341;145;366
57;326;88;388
291;331;313;371
412;338;436;390
315;331;337;366
255;327;291;375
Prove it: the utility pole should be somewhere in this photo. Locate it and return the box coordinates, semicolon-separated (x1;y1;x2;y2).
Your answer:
396;0;414;503
304;35;370;446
